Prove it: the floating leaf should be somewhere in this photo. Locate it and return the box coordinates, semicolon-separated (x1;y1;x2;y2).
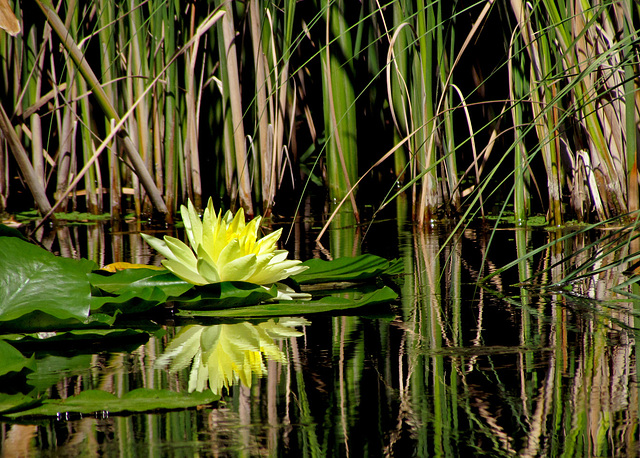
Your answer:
177;286;398;318
89;268;192;297
0;393;39;416
176;282;277;310
292;254;401;284
0;237;96;325
89;269;276;312
0;339;35;377
8;388;220;417
89;268;194;314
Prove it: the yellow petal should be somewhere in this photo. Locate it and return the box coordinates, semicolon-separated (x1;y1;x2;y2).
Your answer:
212;217;230;262
200;325;223;361
162;259;208;285
141;233;175;260
188;350;208;393
222;255;258;282
216;238;245;267
181;200;203;249
270;250;289;263
249;259;305;284
165;236;198;269
197;256;221;283
201;200;218;259
227;208;246;237
155;325;204;371
254;229;282;254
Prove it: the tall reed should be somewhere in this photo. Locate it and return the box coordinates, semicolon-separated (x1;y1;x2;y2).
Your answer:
0;1;637;228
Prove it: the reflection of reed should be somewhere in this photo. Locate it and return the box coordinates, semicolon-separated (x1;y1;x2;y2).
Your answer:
6;221;640;456
389;226;640;456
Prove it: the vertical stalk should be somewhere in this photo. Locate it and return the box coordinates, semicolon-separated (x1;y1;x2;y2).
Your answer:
249;0;270;210
388;2;410;183
416;0;437;223
218;0;254;215
35;0;169;217
0;102;52;213
157;0;179;215
510;33;530;222
623;0;638;215
128;0;152;214
97;0;120;218
185;6;201;208
437;2;460;212
322;0;358;217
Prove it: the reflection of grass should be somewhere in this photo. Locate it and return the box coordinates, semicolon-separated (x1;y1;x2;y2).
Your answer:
416;226;639;455
16;210;111;222
484;214;548;227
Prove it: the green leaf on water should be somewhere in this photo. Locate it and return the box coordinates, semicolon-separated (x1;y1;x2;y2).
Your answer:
89;268;193;297
89;268;194;314
8;388;220;417
292;254;401;284
0;393;40;416
0;339;35;377
89;269;276;312
26;354;94;393
0;237;97;325
177;285;398;318
176;282;277;309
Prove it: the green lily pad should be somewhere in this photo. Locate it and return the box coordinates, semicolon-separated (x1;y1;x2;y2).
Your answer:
8;388;220;418
89;269;276;312
177;285;398;317
0;237;97;325
176;282;277;309
89;268;192;297
0;339;35;377
10;328;150;349
292;254;400;284
89;268;194;314
0;393;40;415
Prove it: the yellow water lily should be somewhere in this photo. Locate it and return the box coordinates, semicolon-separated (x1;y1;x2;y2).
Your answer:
155;319;309;394
141;198;308;287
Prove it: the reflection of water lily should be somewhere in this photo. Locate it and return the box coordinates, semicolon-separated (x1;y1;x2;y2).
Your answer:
155;319;308;394
141;199;308;286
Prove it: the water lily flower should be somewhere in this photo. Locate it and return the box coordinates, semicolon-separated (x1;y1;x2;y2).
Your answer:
155;319;309;394
141;199;308;288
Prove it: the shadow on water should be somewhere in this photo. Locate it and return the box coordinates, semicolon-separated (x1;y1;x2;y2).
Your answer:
1;210;640;457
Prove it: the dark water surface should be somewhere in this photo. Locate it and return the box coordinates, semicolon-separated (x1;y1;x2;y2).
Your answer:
1;214;639;457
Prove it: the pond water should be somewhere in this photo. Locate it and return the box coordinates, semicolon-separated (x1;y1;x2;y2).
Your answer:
1;210;639;457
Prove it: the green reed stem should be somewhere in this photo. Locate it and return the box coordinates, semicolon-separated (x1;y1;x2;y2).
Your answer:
218;0;254;215
0;102;52;213
623;1;638;214
35;0;168;217
322;0;358;217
